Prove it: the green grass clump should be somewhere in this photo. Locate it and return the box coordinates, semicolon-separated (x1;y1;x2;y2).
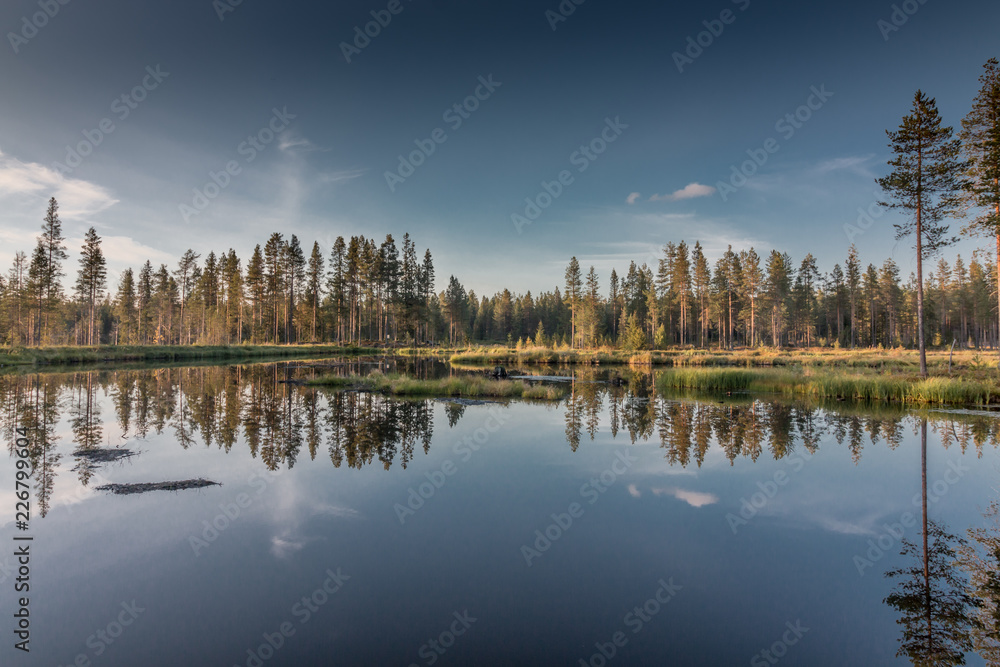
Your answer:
309;371;566;400
657;367;760;391
656;367;998;406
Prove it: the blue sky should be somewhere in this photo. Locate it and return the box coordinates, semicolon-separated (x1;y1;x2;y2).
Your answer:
0;0;997;295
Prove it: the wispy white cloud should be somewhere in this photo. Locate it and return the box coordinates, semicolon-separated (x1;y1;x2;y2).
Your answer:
278;131;324;154
649;182;716;202
626;192;641;205
317;168;367;184
815;155;876;177
743;155;881;205
651;486;720;508
0;148;118;219
271;535;309;559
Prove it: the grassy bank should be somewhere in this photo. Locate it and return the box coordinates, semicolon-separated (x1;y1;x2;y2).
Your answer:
7;342;998;377
446;345;1000;372
656;367;999;406
0;344;381;367
309;371;566;400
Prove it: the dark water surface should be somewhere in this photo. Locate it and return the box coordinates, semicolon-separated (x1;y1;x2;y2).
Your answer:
2;360;1000;666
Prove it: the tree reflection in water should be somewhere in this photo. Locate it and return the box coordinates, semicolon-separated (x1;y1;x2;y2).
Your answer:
883;418;979;666
6;362;1000;663
3;363;999;504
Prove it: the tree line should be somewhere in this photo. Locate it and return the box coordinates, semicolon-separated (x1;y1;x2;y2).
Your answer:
0;201;439;347
1;59;997;359
2;200;997;355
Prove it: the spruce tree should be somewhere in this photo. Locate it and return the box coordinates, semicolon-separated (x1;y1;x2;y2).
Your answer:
564;257;582;348
223;250;243;343
138;261;153;344
846;245;862;347
421;249;434;342
36;197;68;344
246;245;265;342
692;242;711;347
327;237;346;342
114;268;136;344
174;249;200;344
740;248;762;347
75;227;106;345
307;242;324;341
609;268;620;342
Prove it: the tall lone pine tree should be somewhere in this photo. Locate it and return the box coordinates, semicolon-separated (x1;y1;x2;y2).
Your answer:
878;91;968;377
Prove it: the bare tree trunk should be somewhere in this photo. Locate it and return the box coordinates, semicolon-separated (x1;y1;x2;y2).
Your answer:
916;194;927;377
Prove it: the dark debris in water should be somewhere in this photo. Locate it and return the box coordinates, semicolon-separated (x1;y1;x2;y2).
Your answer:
73;447;138;467
95;479;221;495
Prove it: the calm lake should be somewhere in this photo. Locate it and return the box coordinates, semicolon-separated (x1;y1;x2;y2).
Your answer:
2;359;999;666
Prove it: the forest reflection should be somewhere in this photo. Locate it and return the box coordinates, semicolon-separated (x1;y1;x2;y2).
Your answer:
562;369;1000;464
4;363;1000;522
6;362;1000;664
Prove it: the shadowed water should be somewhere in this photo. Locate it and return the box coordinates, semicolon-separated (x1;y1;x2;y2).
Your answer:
1;360;999;665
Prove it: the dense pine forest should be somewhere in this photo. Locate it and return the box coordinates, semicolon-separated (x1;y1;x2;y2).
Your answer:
1;197;998;352
2;58;998;356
